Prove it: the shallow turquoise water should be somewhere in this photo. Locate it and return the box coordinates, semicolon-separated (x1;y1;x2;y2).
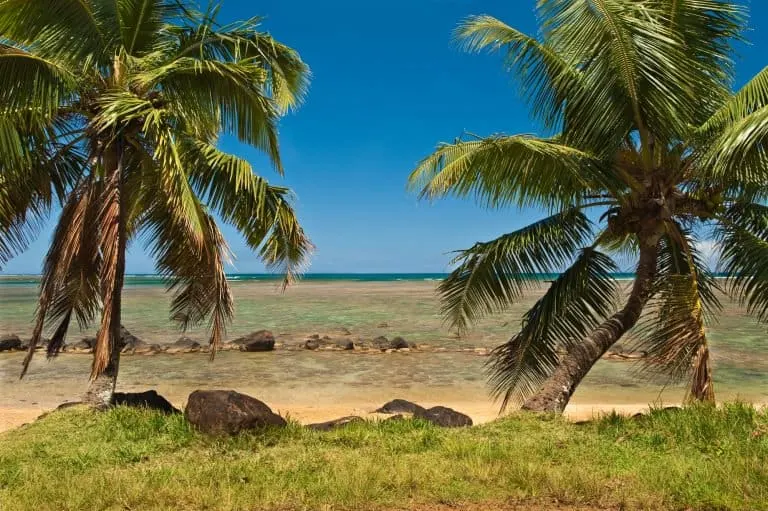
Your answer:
1;280;767;414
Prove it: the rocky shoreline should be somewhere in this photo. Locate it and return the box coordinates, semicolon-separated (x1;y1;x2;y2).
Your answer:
0;326;649;361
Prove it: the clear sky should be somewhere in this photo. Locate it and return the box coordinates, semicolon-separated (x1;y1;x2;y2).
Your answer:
4;0;768;275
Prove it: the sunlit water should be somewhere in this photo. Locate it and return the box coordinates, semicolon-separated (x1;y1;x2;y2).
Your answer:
2;279;768;415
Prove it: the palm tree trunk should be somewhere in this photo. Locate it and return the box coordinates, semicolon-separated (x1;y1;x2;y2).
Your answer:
84;141;126;409
521;237;661;413
688;343;715;402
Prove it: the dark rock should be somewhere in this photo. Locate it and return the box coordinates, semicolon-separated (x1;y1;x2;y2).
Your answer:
119;325;141;349
22;338;49;351
112;390;180;414
390;337;410;350
372;336;390;350
0;334;22;352
307;416;363;431
241;338;275;352
375;399;427;415
383;414;405;422
304;339;321;350
308;334;320;340
338;340;355;350
121;334;151;354
415;406;473;428
231;330;275;352
185;390;286;435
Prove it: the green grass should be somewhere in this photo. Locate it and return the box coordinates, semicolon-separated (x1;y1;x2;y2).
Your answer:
1;404;767;510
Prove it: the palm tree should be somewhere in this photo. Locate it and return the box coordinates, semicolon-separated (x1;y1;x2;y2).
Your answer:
0;0;312;408
410;0;768;413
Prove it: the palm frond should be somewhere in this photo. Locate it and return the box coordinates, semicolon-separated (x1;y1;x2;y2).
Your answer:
116;0;181;56
455;15;578;129
136;57;281;168
438;209;593;333
717;202;768;322
0;0;109;64
632;226;721;401
487;247;619;409
700;65;768;134
141;183;233;358
183;139;312;288
21;179;102;377
91;156;126;380
409;134;615;210
166;9;309;112
0;45;77;116
700;104;768;185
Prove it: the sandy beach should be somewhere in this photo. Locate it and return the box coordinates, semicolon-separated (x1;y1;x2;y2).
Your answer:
0;401;662;433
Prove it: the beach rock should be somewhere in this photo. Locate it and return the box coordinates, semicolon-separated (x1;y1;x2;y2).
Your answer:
185;390;286;435
69;339;94;353
137;343;163;355
0;334;22;352
375;399;427;415
415;406;473;428
166;337;201;353
304;339;321;350
389;337;410;350
231;330;275;352
241;338;276;352
112;391;180;414
119;325;141;349
383;414;405;422
21;337;49;351
338;340;355;350
121;333;151;354
231;330;275;345
372;336;390;350
307;416;363;431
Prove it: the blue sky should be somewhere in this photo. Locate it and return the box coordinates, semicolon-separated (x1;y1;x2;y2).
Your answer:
4;0;768;274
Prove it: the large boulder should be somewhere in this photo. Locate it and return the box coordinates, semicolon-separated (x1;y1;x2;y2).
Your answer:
389;337;411;350
0;334;22;352
112;390;180;414
307;416;363;431
231;330;275;352
185;390;286;435
415;406;473;428
375;399;427;415
372;336;390;350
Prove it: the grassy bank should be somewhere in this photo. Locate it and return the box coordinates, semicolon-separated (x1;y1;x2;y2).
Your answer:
0;404;766;510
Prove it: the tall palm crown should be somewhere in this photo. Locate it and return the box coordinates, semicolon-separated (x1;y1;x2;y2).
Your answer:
410;0;768;413
0;0;312;398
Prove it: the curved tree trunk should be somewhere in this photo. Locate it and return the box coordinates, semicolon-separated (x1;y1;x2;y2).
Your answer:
84;141;126;409
521;237;661;413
